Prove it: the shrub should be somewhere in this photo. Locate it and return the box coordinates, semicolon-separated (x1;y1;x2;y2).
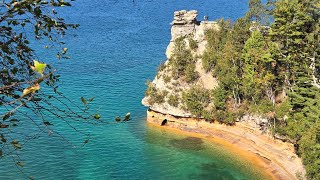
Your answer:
170;36;194;78
145;80;157;97
212;86;227;110
158;61;166;72
202;50;217;72
182;87;210;117
248;98;274;114
185;64;199;83
188;38;198;50
298;123;320;179
168;94;179;107
163;74;172;83
145;80;166;105
213;110;236;125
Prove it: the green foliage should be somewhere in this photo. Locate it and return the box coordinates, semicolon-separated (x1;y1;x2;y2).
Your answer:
246;0;270;24
158;62;166;72
212;86;227;110
168;94;179;107
274;98;292;120
248;98;274;114
202;50;217;72
213;110;237;125
298;123;320;180
198;1;319;177
185;64;199;83
163;75;172;83
170;36;195;79
188;38;198;50
182;87;210;117
145;80;167;105
269;0;316;82
202;19;231;72
241;30;276;101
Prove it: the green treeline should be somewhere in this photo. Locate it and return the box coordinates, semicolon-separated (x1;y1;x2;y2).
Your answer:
203;0;319;179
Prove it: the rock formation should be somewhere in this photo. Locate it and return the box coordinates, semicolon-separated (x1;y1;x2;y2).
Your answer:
142;10;219;117
142;10;306;179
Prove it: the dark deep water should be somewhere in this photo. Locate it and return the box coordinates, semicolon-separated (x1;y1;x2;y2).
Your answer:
0;0;270;179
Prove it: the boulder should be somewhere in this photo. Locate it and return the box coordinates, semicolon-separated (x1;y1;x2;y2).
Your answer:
171;10;198;25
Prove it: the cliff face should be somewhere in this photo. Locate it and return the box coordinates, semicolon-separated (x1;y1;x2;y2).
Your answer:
142;10;219;117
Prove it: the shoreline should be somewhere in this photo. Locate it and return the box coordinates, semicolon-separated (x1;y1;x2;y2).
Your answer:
146;109;306;180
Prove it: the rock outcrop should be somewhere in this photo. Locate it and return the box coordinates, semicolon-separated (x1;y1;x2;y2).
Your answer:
142;10;219;117
171;10;198;25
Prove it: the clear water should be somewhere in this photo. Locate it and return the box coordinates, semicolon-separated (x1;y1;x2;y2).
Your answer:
0;0;270;179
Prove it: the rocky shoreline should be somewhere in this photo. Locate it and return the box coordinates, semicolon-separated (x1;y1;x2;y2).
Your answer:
146;109;306;180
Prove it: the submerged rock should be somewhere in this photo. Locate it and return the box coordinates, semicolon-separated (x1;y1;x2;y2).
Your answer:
169;137;204;151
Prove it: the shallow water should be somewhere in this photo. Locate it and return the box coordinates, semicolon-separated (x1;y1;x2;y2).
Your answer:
0;0;270;179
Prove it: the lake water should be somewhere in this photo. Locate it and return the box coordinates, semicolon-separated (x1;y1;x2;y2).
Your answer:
0;0;270;179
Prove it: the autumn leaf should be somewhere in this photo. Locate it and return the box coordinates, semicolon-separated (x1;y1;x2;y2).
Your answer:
11;140;22;149
31;60;46;75
81;97;87;105
16;162;24;167
22;84;40;97
93;114;101;120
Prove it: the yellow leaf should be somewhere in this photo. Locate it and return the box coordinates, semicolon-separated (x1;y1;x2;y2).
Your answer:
22;84;40;97
32;60;47;75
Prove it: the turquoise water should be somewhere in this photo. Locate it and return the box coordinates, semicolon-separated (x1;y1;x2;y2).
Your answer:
0;0;270;179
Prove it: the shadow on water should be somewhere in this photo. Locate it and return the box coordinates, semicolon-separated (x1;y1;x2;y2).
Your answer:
169;137;204;151
188;162;238;180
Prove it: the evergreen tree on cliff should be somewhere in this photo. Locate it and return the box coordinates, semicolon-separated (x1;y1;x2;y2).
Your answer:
269;0;320;178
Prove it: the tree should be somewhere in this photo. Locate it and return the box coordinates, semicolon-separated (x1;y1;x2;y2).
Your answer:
202;19;231;72
241;30;276;103
182;87;210;117
246;0;269;24
0;0;109;173
169;36;198;82
298;122;320;179
269;1;320;179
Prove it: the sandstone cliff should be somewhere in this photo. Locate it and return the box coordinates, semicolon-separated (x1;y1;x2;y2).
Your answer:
141;10;306;179
142;10;219;117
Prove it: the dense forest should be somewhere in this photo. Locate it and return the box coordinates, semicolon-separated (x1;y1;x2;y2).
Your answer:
205;1;319;178
145;0;319;179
